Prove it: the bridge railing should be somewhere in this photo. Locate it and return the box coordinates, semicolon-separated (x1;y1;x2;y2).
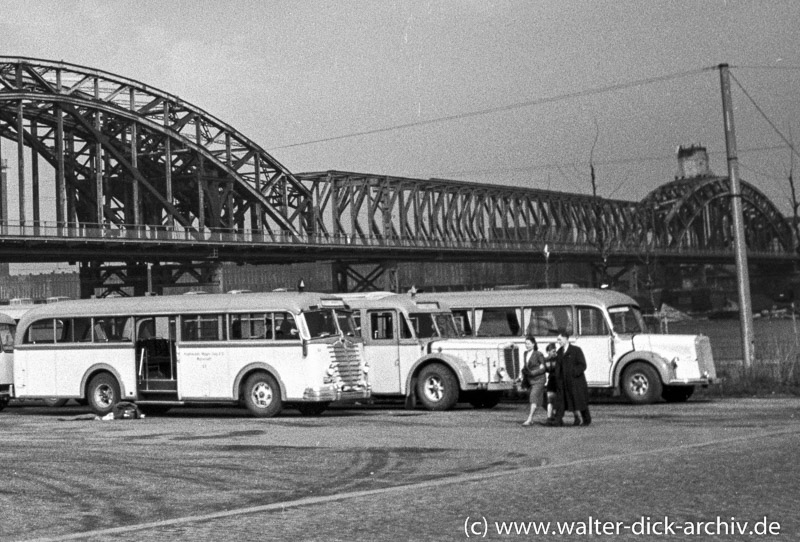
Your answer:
0;220;793;259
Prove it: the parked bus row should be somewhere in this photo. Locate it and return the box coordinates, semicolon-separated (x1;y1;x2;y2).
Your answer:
0;287;717;417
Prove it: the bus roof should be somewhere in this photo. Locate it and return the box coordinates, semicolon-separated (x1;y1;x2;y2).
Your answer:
342;293;451;313
16;291;347;330
417;288;637;309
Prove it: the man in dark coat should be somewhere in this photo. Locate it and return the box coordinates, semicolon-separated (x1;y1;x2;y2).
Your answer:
547;329;592;426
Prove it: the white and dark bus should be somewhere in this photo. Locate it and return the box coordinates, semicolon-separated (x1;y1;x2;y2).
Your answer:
340;293;516;410
10;292;369;417
419;288;717;404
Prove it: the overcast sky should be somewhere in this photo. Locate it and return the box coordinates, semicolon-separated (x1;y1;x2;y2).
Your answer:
2;1;800;215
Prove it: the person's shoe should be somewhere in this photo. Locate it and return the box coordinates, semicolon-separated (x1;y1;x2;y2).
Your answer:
522;420;532;426
573;418;582;426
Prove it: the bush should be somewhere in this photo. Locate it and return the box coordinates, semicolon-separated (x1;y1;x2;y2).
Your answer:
711;336;800;396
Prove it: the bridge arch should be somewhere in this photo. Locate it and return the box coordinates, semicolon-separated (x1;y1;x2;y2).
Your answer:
640;176;794;255
0;56;312;236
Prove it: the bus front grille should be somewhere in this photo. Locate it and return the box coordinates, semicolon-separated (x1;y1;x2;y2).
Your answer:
329;342;363;385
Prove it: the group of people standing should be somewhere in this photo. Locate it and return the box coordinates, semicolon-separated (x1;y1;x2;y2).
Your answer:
519;330;591;427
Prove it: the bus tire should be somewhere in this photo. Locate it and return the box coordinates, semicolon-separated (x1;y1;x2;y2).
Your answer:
468;392;502;409
86;373;120;416
243;372;282;418
662;385;694;403
416;363;459;411
0;397;8;412
621;362;662;405
297;402;329;416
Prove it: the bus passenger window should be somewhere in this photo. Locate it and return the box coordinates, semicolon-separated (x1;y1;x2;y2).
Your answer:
181;315;224;341
527;306;572;336
26;320;55;344
451;310;472;336
477;309;519;337
274;313;299;340
72;318;93;342
95;317;132;342
229;313;268;340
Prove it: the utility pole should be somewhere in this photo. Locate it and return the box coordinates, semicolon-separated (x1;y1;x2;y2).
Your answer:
719;63;755;368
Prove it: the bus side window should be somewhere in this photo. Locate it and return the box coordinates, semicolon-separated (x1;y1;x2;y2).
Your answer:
97;316;132;342
577;306;609;336
274;312;298;340
26;319;55;344
528;306;572;336
72;318;93;342
451;310;472;336
368;311;394;340
401;315;414;339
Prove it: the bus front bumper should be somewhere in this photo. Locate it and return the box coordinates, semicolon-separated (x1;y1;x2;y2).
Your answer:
303;385;370;402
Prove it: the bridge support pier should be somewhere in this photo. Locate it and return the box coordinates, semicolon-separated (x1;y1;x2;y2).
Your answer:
332;261;399;293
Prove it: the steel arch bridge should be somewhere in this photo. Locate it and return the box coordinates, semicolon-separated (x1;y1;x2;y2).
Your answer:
0;57;795;293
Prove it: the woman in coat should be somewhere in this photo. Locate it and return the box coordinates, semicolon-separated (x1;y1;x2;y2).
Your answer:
519;335;547;426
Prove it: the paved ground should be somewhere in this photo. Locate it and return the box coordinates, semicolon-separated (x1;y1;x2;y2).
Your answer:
1;396;798;541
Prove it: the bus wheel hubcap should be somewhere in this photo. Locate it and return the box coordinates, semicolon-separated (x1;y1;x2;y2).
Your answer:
95;385;113;407
630;374;648;395
424;377;444;401
252;382;273;408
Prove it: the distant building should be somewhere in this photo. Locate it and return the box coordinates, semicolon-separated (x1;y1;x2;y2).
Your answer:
676;144;712;179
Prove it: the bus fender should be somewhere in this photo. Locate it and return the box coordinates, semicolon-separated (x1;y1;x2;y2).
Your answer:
80;363;130;400
233;362;288;401
403;353;472;397
613;351;673;388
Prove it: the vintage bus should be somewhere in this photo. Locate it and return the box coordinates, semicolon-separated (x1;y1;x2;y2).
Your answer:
340;292;516;410
11;292;369;417
0;313;15;411
418;288;717;404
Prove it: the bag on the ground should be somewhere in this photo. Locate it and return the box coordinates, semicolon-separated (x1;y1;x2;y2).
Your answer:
112;401;142;420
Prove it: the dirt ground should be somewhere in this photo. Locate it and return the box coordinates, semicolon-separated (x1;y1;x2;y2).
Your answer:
1;397;798;541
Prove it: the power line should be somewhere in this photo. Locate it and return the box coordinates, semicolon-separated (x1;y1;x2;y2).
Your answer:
268;66;716;151
439;144;794;178
732;64;800;71
730;71;800;161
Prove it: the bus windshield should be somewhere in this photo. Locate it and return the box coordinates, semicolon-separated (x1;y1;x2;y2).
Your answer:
433;313;458;338
608;305;646;334
409;312;458;339
305;309;359;339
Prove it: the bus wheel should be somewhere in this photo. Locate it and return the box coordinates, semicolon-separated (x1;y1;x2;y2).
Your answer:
243;373;282;418
297;402;329;416
662;385;694;403
0;397;8;412
416;364;458;411
86;373;120;416
621;362;662;405
42;398;68;408
468;392;502;409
